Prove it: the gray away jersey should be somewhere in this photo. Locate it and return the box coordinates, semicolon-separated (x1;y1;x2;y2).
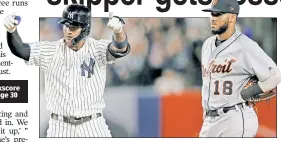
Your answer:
201;30;278;111
25;38;115;117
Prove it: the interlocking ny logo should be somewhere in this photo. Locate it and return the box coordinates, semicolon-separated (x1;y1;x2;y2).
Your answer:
68;12;74;19
81;58;95;78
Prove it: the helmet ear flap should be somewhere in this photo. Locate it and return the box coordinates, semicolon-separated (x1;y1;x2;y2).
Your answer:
71;24;91;45
85;23;91;36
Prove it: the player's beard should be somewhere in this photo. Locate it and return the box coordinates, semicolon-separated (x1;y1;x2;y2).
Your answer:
211;22;228;35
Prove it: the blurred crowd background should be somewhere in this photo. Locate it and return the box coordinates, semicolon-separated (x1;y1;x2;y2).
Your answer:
40;17;277;93
39;17;277;138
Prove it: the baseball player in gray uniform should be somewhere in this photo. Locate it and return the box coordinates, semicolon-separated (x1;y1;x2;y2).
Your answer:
4;4;130;137
199;0;281;137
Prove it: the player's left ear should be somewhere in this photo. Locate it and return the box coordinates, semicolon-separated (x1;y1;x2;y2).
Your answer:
228;14;236;23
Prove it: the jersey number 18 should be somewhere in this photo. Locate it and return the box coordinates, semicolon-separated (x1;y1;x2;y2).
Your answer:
214;80;233;95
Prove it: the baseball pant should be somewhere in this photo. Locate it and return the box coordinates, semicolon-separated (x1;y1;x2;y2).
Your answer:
199;104;258;137
46;116;112;137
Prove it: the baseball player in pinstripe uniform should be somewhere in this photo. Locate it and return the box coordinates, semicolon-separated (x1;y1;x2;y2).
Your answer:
4;4;130;137
199;0;281;137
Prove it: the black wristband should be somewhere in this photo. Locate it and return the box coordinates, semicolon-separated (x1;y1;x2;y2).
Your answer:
112;34;128;49
108;42;131;58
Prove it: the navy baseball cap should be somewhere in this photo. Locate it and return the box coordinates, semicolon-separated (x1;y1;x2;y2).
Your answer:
202;0;240;14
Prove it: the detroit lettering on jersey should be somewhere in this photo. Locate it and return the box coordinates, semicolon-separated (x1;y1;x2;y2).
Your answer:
202;59;236;77
201;30;278;110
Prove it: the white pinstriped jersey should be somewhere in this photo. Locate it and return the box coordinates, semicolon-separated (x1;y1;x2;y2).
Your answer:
25;38;115;117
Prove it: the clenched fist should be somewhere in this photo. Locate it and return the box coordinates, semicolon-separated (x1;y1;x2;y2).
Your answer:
3;13;20;33
107;12;125;33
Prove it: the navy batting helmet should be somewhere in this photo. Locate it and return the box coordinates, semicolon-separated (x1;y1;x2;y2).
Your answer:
58;4;91;45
